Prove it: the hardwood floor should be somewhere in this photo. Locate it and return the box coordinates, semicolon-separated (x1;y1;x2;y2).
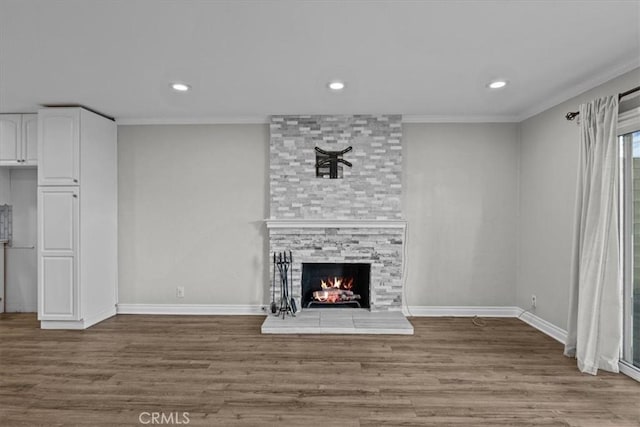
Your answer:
0;314;638;426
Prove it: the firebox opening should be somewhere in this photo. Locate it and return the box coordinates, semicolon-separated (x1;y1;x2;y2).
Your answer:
301;263;370;309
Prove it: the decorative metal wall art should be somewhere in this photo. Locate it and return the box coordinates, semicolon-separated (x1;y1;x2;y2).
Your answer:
315;146;352;179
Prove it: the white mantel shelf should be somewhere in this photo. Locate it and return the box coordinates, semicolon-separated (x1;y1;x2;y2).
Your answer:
265;219;407;229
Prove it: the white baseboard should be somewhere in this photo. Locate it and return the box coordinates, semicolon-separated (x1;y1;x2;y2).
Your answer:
116;305;568;343
407;305;568;344
40;306;117;330
115;304;571;344
517;309;567;344
407;306;522;317
83;306;117;328
40;320;89;330
116;303;265;315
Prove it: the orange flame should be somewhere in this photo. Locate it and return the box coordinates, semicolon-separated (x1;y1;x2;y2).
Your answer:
320;277;353;290
313;277;356;303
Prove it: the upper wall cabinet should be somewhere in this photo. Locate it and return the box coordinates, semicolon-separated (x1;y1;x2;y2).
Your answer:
0;115;20;165
38;109;80;186
22;115;38;165
0;114;38;166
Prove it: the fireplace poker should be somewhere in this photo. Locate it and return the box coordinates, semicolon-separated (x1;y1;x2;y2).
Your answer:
271;252;277;313
283;251;290;314
274;251;296;319
289;251;297;313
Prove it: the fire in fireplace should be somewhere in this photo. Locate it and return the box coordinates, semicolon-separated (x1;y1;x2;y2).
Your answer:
301;263;370;309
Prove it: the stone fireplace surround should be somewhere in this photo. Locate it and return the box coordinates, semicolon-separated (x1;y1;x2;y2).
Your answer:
267;115;406;312
267;220;405;311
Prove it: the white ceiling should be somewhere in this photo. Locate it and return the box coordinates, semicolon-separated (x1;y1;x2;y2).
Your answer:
1;0;639;123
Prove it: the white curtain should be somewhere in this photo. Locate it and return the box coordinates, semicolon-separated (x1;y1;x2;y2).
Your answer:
564;95;621;375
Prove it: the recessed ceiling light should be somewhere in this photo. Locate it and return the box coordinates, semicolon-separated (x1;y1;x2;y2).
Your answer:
328;81;345;91
488;80;508;89
171;82;191;92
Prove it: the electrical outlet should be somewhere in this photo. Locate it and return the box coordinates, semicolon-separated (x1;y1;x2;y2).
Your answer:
531;294;537;308
176;287;185;298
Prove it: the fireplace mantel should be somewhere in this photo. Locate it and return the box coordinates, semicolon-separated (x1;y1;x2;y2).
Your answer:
265;219;407;229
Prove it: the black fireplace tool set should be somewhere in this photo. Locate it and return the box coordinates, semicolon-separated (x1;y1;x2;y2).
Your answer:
271;251;297;318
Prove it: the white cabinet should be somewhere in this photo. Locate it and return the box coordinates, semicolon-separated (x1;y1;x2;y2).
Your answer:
0;242;5;314
38;109;79;185
0;115;20;165
37;107;117;329
0;114;38;166
38;187;79;320
23;115;38;165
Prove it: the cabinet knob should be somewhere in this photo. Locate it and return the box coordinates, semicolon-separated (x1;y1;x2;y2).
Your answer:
73;179;78;183
73;194;78;198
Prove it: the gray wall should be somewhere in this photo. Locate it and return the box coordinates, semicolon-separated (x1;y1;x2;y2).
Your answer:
118;124;269;305
517;67;640;329
403;123;519;306
117;66;639;315
118;122;520;308
0;169;9;203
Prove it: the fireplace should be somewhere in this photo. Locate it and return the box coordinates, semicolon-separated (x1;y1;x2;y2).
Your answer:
301;263;370;309
268;115;405;312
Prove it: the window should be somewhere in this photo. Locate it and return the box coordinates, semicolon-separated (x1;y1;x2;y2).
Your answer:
619;106;640;377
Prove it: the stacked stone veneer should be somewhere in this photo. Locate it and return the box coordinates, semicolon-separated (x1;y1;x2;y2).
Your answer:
269;226;404;311
270;115;402;220
268;115;405;311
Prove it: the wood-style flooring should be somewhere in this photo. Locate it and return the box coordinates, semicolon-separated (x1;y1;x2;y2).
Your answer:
0;314;638;426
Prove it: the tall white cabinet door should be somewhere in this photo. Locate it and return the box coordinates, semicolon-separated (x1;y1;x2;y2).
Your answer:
38;187;80;321
22;114;38;165
0;114;22;165
38;109;80;186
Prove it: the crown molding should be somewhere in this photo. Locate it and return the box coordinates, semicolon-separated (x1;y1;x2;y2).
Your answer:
402;115;520;123
516;59;640;122
115;116;269;125
117;114;523;125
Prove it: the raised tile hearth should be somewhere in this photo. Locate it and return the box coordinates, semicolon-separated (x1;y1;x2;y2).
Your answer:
261;309;414;335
